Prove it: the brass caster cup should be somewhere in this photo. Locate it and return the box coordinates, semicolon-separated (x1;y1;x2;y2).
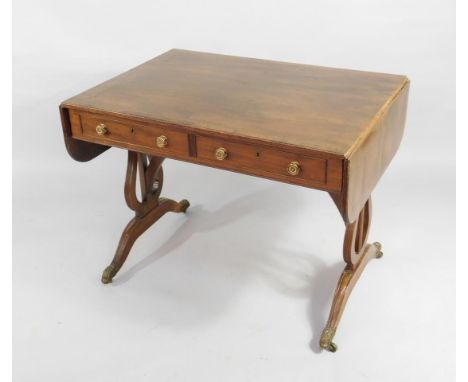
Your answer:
325;342;338;352
320;327;338;353
374;242;383;259
101;265;116;284
179;199;190;213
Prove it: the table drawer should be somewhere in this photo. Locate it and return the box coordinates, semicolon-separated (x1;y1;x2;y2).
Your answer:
196;136;335;188
71;111;189;157
67;110;342;192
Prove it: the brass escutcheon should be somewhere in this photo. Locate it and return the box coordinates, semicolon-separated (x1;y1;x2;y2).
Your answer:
156;135;168;148
287;161;300;176
215;147;228;160
95;123;108;136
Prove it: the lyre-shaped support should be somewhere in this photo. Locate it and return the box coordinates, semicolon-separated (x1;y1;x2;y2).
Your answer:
320;198;383;352
101;151;189;284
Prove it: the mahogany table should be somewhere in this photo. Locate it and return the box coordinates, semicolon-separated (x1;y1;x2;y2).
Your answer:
59;49;409;352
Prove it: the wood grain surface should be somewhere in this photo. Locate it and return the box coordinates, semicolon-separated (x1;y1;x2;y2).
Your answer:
61;49;408;157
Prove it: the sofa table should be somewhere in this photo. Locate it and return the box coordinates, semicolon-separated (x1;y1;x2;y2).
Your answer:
59;49;409;352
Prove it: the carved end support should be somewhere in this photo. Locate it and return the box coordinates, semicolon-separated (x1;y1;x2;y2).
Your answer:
100;152;191;284
319;198;384;352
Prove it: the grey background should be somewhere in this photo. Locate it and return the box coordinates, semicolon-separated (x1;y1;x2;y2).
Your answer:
14;0;455;381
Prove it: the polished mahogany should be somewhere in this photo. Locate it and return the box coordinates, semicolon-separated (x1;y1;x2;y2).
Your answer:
60;49;409;352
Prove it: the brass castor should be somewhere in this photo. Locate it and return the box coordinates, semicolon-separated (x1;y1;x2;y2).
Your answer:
325;342;338;352
179;199;190;213
101;265;117;284
374;242;383;259
320;327;338;352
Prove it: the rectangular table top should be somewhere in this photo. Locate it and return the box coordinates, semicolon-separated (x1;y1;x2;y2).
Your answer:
62;49;408;158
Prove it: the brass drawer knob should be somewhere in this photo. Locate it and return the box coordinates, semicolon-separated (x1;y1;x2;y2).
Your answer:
215;147;228;161
156;135;168;148
95;123;108;136
287;161;301;176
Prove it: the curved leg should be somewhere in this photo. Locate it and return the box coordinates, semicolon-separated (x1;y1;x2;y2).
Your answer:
320;198;383;352
101;151;189;284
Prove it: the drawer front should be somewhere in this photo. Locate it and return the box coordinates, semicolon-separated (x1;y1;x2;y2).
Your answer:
68;110;342;192
196;136;339;189
71;111;188;157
